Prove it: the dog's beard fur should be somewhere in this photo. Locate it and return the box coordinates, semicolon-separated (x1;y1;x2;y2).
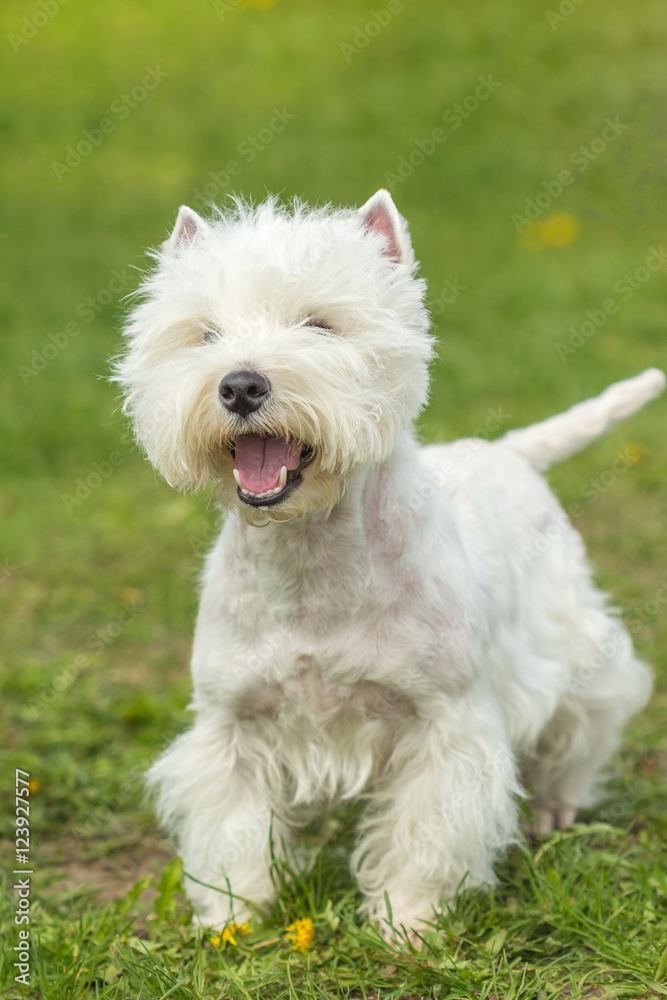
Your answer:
115;195;433;522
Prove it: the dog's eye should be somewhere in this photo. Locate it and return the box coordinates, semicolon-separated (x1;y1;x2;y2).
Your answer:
202;326;221;343
305;318;333;333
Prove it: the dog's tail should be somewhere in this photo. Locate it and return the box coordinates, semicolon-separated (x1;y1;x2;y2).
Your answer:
499;368;665;471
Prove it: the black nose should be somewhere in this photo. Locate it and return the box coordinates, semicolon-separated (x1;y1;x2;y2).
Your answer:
218;370;270;417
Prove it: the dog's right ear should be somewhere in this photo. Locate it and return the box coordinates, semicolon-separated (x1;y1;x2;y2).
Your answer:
358;189;415;267
166;206;209;253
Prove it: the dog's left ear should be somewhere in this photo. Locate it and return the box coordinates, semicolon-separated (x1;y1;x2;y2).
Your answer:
358;189;414;266
166;205;210;253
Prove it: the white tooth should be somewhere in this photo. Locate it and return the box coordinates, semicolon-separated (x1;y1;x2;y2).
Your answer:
279;465;287;486
233;469;242;488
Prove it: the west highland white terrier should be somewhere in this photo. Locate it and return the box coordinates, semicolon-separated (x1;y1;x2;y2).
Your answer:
116;190;664;940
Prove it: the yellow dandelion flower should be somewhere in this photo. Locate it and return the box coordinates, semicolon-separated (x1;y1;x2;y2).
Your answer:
623;442;647;465
521;214;580;250
28;779;40;794
539;214;579;246
285;917;314;952
218;921;251;949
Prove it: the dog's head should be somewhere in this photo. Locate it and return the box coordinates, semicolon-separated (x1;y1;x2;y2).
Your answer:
116;191;432;522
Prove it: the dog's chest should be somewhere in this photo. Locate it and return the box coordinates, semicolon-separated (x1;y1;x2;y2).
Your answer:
225;557;431;723
217;557;468;727
196;488;477;720
236;657;416;725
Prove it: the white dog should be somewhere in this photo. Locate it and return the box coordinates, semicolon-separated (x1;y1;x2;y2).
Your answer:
116;190;664;938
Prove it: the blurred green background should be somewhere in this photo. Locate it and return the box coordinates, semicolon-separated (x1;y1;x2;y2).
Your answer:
0;0;666;994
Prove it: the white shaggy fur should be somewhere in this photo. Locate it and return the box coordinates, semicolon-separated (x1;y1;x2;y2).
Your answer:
116;190;664;939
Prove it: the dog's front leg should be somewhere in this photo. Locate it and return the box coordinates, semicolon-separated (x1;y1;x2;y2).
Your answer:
147;713;286;929
352;697;519;941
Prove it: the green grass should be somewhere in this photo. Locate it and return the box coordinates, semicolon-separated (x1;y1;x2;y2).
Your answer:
1;0;666;996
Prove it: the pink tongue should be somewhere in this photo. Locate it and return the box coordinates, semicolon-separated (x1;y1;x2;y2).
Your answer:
234;434;303;493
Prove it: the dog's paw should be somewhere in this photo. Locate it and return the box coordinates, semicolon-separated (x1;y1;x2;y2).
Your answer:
524;805;576;838
192;905;254;934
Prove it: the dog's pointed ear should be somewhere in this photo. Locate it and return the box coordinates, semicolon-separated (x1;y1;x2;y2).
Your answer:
358;189;414;266
166;206;209;253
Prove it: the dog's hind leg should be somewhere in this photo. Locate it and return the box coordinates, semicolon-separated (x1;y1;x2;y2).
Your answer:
147;714;291;929
351;696;520;941
522;611;651;836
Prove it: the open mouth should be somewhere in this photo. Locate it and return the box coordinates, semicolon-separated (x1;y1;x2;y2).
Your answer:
230;434;313;507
